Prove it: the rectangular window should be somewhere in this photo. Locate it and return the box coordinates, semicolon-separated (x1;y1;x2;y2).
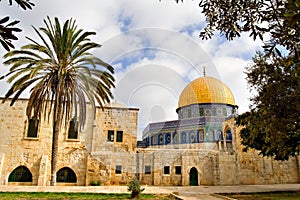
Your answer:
116;131;123;142
175;166;181;175
107;130;114;142
115;165;122;174
27;118;39;138
187;109;192;118
199;107;204;116
145;166;151;174
68;118;78;139
163;166;170;175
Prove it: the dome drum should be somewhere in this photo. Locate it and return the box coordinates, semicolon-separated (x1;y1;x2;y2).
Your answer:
177;103;235;120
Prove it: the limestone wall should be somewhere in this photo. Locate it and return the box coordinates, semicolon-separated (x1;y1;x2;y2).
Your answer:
92;107;138;152
0;98;298;186
137;149;299;186
137;149;218;186
219;117;300;185
0;99;139;186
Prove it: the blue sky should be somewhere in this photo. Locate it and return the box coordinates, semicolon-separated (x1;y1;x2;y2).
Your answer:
0;0;263;138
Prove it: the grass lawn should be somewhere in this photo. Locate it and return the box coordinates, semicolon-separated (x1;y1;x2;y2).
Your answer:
223;191;300;200
0;192;177;200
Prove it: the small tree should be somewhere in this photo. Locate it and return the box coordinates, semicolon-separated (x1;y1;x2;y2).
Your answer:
128;177;144;199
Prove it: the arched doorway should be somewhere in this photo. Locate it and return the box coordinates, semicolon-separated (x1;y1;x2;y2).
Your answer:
56;167;77;183
189;167;198;186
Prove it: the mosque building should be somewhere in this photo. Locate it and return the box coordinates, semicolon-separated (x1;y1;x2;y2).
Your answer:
0;74;299;186
142;75;238;150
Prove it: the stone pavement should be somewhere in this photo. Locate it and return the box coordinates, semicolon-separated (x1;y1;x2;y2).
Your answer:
0;184;299;200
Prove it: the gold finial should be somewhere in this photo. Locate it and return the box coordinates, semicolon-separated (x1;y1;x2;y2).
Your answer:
203;66;206;77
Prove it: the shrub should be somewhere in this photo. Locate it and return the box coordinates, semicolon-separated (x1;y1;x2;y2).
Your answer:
89;180;101;186
128;177;144;199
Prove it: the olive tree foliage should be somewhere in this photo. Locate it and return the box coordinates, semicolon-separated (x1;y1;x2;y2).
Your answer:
0;0;35;51
174;0;300;160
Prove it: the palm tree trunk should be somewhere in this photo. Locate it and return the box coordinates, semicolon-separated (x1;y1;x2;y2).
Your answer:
50;100;62;186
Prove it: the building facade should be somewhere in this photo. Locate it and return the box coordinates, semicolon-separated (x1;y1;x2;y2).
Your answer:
0;76;299;186
0;100;139;186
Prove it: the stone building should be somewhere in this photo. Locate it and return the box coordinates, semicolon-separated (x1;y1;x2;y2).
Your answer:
138;76;300;185
0;100;139;186
0;75;299;186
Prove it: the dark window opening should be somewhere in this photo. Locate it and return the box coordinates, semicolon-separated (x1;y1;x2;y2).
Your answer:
107;130;114;142
27;118;39;138
163;166;170;175
116;131;123;142
175;166;182;175
56;167;77;183
158;134;164;145
199;107;204;116
226;129;232;141
68;118;78;139
115;165;122;174
8;166;32;182
145;166;151;174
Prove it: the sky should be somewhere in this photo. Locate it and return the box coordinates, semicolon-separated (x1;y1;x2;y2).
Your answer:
0;0;263;139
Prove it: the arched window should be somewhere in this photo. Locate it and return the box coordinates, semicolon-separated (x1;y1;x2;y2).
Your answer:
173;132;179;144
181;132;187;144
226;129;232;141
165;133;171;144
56;167;77;183
158;134;164;145
8;166;32;182
217;130;224;140
189;131;197;143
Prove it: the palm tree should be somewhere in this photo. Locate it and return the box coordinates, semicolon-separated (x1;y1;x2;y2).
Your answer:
2;16;115;186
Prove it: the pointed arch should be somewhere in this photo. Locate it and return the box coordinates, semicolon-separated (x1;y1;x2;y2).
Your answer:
56;167;77;183
8;166;32;182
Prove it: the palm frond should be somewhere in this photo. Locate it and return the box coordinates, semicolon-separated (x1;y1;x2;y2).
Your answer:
2;16;115;130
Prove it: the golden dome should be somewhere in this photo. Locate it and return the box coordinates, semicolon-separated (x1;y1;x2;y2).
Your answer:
178;76;235;108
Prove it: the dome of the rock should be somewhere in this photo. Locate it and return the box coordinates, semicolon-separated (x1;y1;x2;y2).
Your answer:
178;76;235;108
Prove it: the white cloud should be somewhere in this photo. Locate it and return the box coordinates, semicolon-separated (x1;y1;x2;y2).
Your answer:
0;0;261;138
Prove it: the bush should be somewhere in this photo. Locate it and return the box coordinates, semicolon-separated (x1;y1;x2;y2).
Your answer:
128;177;144;199
89;180;101;186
